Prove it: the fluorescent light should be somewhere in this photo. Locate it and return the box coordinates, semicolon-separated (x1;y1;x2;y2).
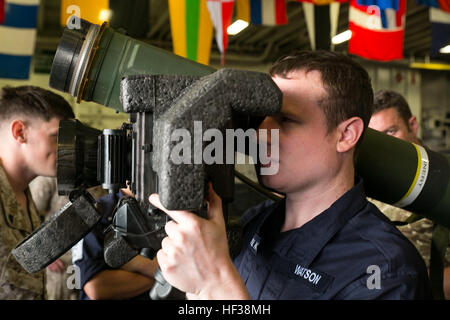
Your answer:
227;19;249;35
332;30;352;45
99;9;112;22
440;45;450;54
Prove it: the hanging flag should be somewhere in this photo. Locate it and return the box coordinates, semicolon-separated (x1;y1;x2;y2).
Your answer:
356;0;402;28
207;0;235;65
357;0;398;6
61;0;110;26
429;7;450;56
417;0;450;13
235;0;288;25
297;0;346;50
0;0;40;79
168;0;213;65
348;0;406;61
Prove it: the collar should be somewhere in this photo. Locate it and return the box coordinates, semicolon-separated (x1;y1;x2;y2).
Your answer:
254;177;367;267
0;162;40;234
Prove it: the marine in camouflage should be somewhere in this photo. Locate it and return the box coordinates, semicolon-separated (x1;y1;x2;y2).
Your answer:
0;163;46;299
369;198;450;269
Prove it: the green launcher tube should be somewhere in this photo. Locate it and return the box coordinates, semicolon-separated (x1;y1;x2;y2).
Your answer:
49;19;214;112
356;128;450;228
49;20;450;228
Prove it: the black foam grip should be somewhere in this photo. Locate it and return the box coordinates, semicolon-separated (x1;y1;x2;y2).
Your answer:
12;194;101;273
153;69;282;210
120;74;200;114
103;231;139;268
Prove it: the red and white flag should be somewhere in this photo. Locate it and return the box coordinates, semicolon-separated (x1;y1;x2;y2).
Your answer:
207;0;235;65
348;0;406;61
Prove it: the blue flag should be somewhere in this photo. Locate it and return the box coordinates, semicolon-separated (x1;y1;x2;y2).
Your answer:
0;0;40;79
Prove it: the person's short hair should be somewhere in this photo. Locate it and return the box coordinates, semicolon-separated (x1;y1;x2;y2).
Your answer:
0;86;74;123
269;50;374;134
373;90;412;125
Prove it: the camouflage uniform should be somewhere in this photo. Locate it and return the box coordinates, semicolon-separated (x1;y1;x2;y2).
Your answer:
369;198;450;269
0;164;46;299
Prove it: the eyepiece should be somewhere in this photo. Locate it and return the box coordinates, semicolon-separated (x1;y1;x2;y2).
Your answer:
49;19;101;98
57;119;102;195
